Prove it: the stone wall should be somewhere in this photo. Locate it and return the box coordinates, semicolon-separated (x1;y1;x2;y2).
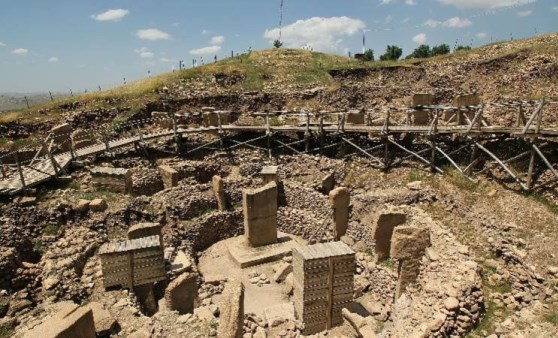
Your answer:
90;167;132;193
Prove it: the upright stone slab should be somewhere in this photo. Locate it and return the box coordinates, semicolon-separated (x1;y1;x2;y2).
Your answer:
217;281;244;338
158;165;179;188
321;173;335;194
212;175;226;211
390;226;431;299
373;213;407;262
22;302;95;338
261;165;279;184
243;182;278;247
412;94;434;107
329;187;350;240
164;273;198;314
346;109;365;124
293;242;355;335
128;223;163;247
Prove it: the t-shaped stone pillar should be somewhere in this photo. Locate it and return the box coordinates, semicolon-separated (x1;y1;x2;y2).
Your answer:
260;165;279;184
243;182;278;247
390;226;431;299
328;187;350;240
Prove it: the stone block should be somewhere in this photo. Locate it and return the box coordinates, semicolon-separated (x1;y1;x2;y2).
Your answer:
171;251;192;274
217;281;244;338
158;165;179;188
89;198;107;212
127;223;163;247
165;273;197;314
243;182;278;247
329;187;350;240
453;94;481;107
260;166;279;184
412;94;434;107
90;167;132;193
321;173;335;194
87;302;117;336
346;109;365;124
390;226;431;261
22;303;95;338
373;213;407;261
212;175;226;211
264;302;295;327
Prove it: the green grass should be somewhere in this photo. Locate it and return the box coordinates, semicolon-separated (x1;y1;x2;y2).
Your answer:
407;169;424;182
544;310;558;325
445;167;485;193
529;192;558;214
43;223;59;236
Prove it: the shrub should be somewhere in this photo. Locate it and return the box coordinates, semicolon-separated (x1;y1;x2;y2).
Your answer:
379;45;403;61
363;49;374;61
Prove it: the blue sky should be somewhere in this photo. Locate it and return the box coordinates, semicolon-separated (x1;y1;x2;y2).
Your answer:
0;0;557;93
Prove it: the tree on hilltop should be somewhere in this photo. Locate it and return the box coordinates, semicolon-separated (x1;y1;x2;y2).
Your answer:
379;45;403;61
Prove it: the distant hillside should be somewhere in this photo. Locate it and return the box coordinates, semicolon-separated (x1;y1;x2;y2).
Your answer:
1;33;557;131
0;93;69;112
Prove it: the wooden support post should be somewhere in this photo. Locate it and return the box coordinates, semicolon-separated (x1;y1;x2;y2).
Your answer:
526;147;536;190
522;99;544;134
516;104;525;127
304;111;310;153
0;158;5;178
14;151;26;191
535;99;544;134
340;112;346;133
171;112;180;154
319;112;325;153
341;137;384;168
383;136;390;172
532;144;558;180
45;144;60;176
389;139;444;174
473;140;528;190
266;112;272;160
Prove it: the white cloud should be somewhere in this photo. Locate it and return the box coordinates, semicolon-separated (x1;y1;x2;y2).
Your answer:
48;57;59;63
384;15;393;24
437;0;535;9
159;57;177;63
136;28;171;41
12;48;28;56
0;42;5;47
413;33;427;44
425;17;472;28
517;10;533;16
381;0;416;4
476;32;487;39
263;16;366;53
553;6;558;12
202;29;212;35
210;35;225;45
91;9;129;22
172;22;180;27
402;17;411;23
190;45;221;55
134;47;154;59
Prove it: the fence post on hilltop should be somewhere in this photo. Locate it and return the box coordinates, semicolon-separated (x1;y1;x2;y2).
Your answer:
49;91;54;102
24;96;30;109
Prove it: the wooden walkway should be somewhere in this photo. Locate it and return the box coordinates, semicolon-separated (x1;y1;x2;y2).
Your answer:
1;123;557;196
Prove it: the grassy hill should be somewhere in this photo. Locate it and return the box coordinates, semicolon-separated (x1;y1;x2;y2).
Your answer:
1;33;557;141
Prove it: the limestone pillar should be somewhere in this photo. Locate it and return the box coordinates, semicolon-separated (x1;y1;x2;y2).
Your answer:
243;182;278;247
328;187;350;240
373;213;407;262
390;226;431;299
212;175;226;211
217;281;244;338
164;273;198;314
